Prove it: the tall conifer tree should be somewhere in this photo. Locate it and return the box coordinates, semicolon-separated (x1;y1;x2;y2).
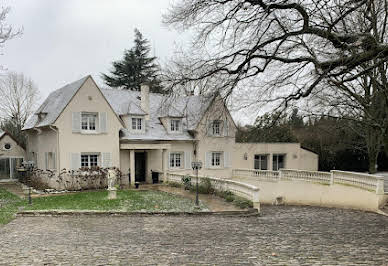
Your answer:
102;29;163;93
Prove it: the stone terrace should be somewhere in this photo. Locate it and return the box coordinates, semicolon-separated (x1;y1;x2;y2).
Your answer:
0;206;387;265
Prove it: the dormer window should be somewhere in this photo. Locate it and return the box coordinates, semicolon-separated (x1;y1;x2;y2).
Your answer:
212;120;222;136
132;118;143;131
81;113;97;131
170;119;181;132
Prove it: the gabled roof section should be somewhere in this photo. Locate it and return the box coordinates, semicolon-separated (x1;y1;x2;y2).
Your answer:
23;76;89;130
100;88;213;141
0;130;25;149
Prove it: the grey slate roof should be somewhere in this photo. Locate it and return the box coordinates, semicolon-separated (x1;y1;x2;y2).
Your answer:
101;89;213;141
24;76;214;141
23;76;89;130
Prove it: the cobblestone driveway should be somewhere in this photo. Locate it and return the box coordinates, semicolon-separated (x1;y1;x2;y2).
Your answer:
0;206;387;265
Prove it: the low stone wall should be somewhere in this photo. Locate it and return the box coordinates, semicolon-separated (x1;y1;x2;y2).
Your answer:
233;168;388;211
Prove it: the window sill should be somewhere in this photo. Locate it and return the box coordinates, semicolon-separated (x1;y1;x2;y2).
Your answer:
168;168;185;171
207;166;224;170
80;130;99;135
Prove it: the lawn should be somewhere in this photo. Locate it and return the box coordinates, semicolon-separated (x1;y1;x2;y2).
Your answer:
0;188;25;224
24;190;207;212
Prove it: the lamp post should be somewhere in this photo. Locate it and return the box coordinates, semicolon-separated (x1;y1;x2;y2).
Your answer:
191;161;202;206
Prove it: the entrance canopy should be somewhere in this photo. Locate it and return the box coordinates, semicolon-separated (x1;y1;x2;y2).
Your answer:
120;143;171;150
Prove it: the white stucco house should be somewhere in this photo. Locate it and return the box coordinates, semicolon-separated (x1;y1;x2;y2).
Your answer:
23;75;318;186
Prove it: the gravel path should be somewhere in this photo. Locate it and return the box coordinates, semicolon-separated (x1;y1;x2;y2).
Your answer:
0;205;387;265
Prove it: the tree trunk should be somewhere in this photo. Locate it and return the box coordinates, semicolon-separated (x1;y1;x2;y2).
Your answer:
366;127;382;174
368;150;378;174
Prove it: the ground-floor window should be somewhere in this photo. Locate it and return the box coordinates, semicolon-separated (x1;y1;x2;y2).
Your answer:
254;154;268;170
0;157;23;180
273;154;285;171
170;153;182;168
45;152;56;170
81;154;99;168
211;152;222;167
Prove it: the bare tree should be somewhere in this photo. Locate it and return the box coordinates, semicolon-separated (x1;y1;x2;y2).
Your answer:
0;6;21;53
164;0;388;173
308;0;388;173
0;72;39;129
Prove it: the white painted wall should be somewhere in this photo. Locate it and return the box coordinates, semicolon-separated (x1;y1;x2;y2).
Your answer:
25;128;57;170
54;77;123;170
233;143;318;171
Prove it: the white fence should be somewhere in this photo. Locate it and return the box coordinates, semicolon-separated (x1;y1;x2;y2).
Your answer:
233;168;385;194
166;173;260;210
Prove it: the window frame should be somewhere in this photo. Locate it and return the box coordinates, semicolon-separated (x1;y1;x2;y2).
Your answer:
169;152;182;168
254;154;268;170
81;112;98;132
211;152;222;167
272;154;286;171
212;120;222;136
170;119;181;132
131;117;143;131
81;153;100;169
46;152;55;170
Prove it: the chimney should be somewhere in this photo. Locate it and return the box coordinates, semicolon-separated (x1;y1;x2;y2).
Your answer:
140;84;150;120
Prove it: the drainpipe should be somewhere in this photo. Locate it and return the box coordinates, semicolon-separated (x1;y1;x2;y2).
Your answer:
49;126;60;171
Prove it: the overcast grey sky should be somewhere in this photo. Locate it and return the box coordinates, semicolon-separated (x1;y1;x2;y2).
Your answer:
1;0;255;124
1;0;188;97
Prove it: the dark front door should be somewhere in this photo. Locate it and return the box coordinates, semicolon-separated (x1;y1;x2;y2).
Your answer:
135;152;146;182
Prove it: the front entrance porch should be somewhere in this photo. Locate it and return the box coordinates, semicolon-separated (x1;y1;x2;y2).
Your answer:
120;143;171;186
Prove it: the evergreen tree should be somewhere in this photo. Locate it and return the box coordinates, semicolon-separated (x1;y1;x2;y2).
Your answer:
102;29;163;93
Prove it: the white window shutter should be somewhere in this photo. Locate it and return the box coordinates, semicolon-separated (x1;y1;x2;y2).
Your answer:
184;151;192;170
99;112;107;133
71;153;80;170
168;152;171;169
72;112;81;133
223;119;229;136
207;121;213;136
45;152;48;170
224;152;231;168
205;152;211;169
102;152;112;168
53;152;56;170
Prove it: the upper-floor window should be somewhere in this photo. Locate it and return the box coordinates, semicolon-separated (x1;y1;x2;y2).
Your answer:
211;152;222;167
81;154;99;168
212;120;222;136
170;119;181;132
169;152;182;168
132;118;143;131
81;113;97;131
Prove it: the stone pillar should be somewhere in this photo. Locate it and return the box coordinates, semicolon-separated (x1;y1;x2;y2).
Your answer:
252;188;260;213
269;153;273;171
162;149;167;183
130;149;135;186
376;177;385;195
330;171;334;185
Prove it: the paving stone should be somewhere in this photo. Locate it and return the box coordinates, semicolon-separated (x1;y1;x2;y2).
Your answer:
0;205;387;265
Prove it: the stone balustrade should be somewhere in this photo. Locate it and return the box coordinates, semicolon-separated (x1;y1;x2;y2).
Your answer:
233;168;385;194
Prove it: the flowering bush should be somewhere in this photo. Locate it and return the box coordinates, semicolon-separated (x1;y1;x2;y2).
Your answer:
28;167;122;191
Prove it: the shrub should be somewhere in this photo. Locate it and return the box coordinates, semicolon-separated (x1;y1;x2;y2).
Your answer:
233;197;254;209
169;181;182;188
